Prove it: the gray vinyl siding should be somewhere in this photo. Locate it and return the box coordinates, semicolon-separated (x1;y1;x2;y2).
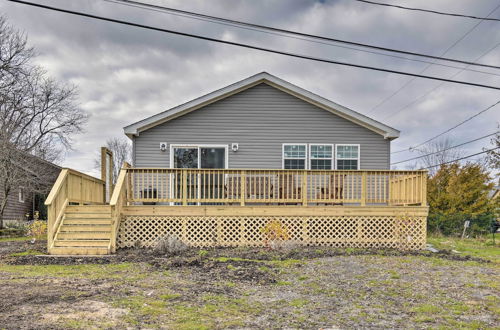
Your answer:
133;83;391;169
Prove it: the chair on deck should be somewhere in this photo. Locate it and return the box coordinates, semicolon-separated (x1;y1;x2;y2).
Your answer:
278;173;302;204
316;173;345;205
225;175;274;204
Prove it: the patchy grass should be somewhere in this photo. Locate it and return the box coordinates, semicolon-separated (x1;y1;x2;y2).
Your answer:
0;236;31;242
0;240;498;329
428;235;500;263
9;249;44;257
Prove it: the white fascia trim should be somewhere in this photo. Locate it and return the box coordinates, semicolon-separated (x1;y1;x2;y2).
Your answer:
124;72;400;139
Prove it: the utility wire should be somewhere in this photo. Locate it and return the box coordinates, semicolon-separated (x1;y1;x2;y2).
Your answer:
382;41;500;121
352;0;500;22
366;2;500;115
391;132;498;165
102;0;500;70
391;100;500;154
421;147;500;169
8;0;500;91
103;0;500;76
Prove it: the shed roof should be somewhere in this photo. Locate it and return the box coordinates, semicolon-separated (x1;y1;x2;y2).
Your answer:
124;72;400;139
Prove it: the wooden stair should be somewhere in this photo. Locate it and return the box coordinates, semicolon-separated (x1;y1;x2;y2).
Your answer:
49;205;113;255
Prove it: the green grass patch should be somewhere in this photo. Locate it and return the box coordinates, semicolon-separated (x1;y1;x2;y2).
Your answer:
0;236;32;242
428;236;500;263
0;262;142;280
9;249;44;257
289;298;309;308
412;303;441;314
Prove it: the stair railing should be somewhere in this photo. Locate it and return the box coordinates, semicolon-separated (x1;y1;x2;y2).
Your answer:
45;168;106;250
109;164;129;253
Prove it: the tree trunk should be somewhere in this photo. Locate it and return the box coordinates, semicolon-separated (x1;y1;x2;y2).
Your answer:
0;185;11;230
0;197;8;230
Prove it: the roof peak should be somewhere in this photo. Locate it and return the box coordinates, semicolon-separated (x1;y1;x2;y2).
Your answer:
124;72;399;139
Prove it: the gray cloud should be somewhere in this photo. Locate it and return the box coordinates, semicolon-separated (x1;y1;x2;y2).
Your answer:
1;0;499;175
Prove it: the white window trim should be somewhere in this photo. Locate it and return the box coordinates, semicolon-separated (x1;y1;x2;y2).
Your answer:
169;144;229;169
18;187;25;203
309;144;334;170
335;144;361;170
282;143;308;169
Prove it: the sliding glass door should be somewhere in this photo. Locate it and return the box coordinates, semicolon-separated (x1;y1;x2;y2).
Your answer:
172;145;227;204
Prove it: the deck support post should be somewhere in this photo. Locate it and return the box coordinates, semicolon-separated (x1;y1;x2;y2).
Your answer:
361;172;367;206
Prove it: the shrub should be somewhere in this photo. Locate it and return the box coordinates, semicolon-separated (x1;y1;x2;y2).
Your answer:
153;234;188;255
3;221;29;237
27;220;47;239
428;212;495;237
261;220;290;249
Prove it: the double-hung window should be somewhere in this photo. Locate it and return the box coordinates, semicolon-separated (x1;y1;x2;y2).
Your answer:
283;144;307;169
310;144;333;170
336;144;360;170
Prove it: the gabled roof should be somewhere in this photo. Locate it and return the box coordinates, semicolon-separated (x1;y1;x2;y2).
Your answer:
124;72;400;139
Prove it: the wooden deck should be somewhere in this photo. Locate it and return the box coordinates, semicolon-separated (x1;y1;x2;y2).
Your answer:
45;168;428;255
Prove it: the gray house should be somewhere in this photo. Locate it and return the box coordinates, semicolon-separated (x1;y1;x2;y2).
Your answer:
45;73;429;255
125;72;399;170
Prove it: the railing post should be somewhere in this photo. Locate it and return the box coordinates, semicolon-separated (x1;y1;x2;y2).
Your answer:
182;169;188;206
361;171;367;206
47;204;54;249
421;171;427;206
240;170;246;206
302;170;308;206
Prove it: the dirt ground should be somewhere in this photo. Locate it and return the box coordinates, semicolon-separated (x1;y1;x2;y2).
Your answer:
0;239;498;329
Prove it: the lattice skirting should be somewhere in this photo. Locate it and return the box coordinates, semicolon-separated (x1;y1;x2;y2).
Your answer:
117;215;427;250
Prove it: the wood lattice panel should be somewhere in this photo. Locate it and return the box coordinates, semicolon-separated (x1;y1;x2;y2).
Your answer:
117;215;426;250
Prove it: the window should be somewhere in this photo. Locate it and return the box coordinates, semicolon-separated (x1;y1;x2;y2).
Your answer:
283;144;307;169
18;187;25;203
310;144;333;170
336;145;360;170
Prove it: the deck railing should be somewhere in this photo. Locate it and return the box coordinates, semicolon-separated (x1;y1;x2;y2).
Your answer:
125;168;427;206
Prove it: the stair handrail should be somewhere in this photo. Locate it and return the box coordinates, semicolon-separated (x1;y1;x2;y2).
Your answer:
45;168;106;251
45;169;69;249
109;164;129;253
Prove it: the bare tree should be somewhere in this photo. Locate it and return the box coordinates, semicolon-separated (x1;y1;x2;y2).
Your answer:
94;137;132;184
0;16;87;228
416;138;463;176
485;125;499;172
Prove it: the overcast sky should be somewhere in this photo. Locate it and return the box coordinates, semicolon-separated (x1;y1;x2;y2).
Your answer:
1;0;499;176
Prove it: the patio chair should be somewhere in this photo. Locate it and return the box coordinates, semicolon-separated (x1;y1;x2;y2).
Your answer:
225;175;274;204
315;173;345;205
278;173;302;204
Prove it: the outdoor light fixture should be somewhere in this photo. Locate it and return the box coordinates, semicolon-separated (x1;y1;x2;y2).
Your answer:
231;143;239;152
160;142;167;151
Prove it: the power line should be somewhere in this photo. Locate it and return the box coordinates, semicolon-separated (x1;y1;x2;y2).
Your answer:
8;0;500;91
103;0;500;70
391;100;500;154
382;41;500;121
421;147;499;169
366;2;500;115
352;0;500;22
391;132;498;165
103;0;500;77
